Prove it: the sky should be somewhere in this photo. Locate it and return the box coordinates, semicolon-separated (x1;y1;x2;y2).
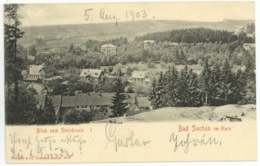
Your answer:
19;2;255;27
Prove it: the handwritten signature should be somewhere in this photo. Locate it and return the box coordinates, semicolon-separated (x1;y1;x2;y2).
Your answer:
9;132;88;160
169;132;223;153
105;123;151;152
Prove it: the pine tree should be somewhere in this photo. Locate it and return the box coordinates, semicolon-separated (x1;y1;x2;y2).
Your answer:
111;70;128;117
176;66;190;106
200;59;211;105
154;72;166;108
4;4;24;88
4;5;35;124
165;65;179;106
187;70;202;106
241;58;256;104
161;67;171;106
6;87;38;124
233;69;247;103
209;64;223;105
149;78;158;109
220;59;235;104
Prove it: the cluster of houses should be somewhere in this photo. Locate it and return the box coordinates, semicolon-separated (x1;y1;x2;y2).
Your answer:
36;92;151;122
21;58;154;122
100;40;156;55
22;38;254;121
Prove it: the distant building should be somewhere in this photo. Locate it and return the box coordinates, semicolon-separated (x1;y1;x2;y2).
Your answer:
129;71;151;85
243;43;255;51
26;65;45;81
101;43;117;56
169;42;179;46
35;92;153;121
143;40;155;50
80;69;103;82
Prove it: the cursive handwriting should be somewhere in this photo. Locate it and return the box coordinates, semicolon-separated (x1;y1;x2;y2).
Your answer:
99;8;120;23
105;123;150;152
169;132;223;153
9;132;88;160
84;8;152;24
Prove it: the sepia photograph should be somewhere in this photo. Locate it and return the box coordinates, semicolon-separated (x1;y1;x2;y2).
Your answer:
3;1;257;163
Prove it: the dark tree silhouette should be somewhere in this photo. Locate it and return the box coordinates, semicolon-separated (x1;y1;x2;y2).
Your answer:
111;70;128;117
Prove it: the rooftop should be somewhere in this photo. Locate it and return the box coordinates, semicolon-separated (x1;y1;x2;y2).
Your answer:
131;71;148;79
80;69;102;78
48;93;136;108
143;40;155;44
29;65;44;75
101;43;116;48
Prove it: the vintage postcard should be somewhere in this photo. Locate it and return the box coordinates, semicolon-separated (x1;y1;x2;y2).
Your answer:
4;1;256;163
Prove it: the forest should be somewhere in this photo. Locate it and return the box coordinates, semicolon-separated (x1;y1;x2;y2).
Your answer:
149;59;255;109
135;27;254;43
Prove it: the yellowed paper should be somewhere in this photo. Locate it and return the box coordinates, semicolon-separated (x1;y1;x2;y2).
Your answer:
6;121;256;163
4;1;256;163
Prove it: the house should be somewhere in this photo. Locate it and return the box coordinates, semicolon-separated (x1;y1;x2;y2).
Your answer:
80;69;103;82
129;71;151;85
101;43;117;56
35;92;153;122
26;65;45;81
143;40;155;50
49;93;137;121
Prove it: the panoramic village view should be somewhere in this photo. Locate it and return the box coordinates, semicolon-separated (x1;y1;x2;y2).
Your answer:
5;4;256;124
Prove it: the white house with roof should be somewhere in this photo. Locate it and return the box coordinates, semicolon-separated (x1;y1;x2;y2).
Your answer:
101;43;117;56
26;64;45;81
80;69;103;82
129;70;151;85
143;40;155;50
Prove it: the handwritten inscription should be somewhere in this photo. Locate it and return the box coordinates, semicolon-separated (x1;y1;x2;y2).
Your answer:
105;123;151;152
6;123;236;162
9;130;86;160
84;8;153;24
169;132;223;153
